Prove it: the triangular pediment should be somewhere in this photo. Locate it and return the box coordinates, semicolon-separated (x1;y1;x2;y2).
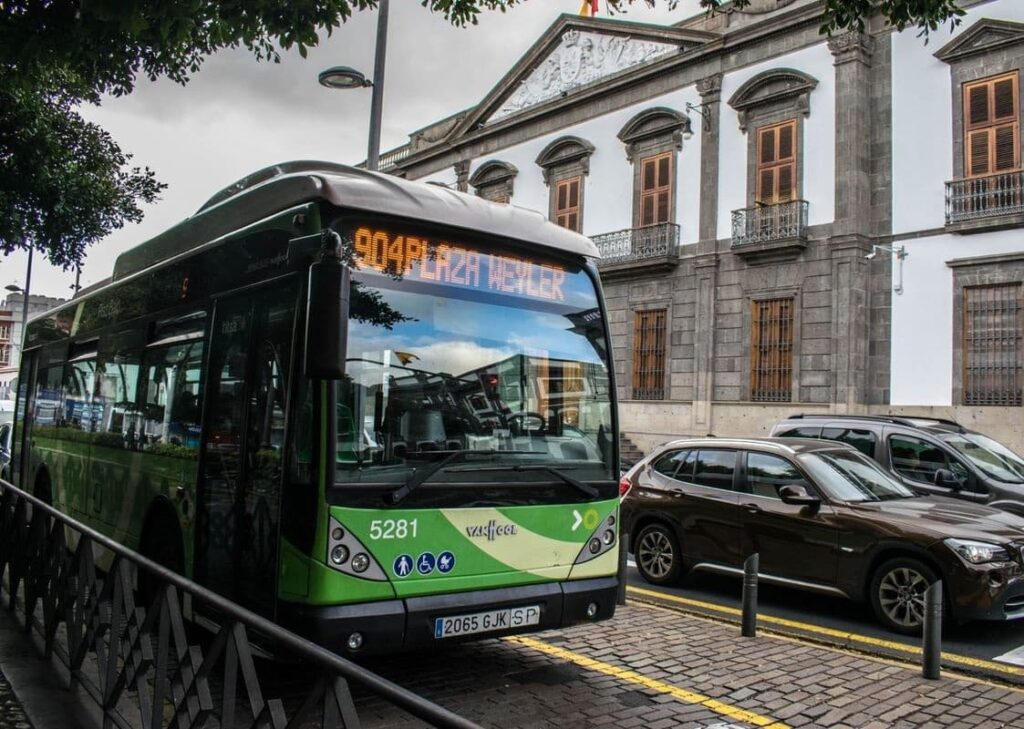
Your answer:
452;14;718;137
935;18;1024;64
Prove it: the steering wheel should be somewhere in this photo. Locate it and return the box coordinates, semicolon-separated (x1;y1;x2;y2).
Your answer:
507;411;545;435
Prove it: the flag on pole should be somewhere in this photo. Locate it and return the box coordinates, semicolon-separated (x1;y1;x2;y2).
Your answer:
578;0;599;17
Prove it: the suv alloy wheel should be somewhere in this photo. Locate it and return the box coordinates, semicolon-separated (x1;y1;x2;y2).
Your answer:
634;523;683;585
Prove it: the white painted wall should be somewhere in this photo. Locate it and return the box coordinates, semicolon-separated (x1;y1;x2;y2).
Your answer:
890;0;1024;404
892;0;1024;235
459;86;704;246
717;42;836;240
891;230;1024;405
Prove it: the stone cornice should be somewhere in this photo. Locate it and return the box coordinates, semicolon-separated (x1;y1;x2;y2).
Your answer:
827;30;874;66
934;17;1024;64
391;1;832;175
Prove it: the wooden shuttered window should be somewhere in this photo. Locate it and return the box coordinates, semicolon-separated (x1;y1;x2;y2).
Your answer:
639;153;672;226
555;176;582;232
632;309;666;400
751;298;794;402
965;72;1020;177
756;121;797;204
963;284;1023;406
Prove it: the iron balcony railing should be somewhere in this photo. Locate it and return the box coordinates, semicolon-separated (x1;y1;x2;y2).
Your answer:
0;477;480;729
945;171;1024;224
591;223;680;267
731;200;809;247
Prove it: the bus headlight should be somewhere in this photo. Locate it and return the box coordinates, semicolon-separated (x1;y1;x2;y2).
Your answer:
326;517;388;581
351;553;370;573
574;513;619;564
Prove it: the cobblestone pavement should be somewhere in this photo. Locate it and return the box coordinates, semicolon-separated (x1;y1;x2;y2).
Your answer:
352;602;1024;728
0;668;33;729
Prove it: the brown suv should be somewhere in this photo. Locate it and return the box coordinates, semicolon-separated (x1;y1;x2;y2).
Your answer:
620;437;1024;633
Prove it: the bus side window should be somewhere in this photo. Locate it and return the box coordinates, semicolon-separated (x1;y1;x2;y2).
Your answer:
33;366;64;429
141;341;205;454
95;352;142;448
64;360;98;432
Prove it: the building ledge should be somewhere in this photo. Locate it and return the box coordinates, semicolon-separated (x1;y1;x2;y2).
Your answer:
731;236;807;263
945;212;1024;235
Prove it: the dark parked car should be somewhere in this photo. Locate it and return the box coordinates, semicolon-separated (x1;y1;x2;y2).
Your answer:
620;437;1024;633
771;414;1024;515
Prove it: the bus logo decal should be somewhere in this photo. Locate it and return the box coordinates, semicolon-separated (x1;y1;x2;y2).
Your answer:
465;520;518;541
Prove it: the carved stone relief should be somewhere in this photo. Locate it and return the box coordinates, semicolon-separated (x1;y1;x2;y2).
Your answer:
490;30;678;122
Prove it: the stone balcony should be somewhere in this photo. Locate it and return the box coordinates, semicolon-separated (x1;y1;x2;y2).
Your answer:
731;200;809;261
945;171;1024;234
592;222;680;279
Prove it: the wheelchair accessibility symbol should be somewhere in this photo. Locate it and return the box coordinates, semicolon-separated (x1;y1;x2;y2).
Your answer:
417;552;436;575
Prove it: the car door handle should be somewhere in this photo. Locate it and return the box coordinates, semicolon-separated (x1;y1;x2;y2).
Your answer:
742;503;762;514
670;488;687;498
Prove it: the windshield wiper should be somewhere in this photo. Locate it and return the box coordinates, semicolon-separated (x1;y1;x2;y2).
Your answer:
386;449;545;506
448;463;599;498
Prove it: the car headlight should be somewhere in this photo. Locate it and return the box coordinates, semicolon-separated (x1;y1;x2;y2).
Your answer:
945;538;1012;564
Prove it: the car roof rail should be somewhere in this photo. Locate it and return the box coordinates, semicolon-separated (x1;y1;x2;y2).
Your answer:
785;413;965;432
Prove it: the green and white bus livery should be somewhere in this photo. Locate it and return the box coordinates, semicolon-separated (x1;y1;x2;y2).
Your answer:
12;162;621;655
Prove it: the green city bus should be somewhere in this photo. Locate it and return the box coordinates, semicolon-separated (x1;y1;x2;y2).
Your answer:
11;162;621;654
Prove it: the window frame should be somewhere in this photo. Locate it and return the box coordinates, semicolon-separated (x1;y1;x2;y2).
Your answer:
632;308;667;401
638;152;674;228
961;282;1023;406
749;297;795;403
963;71;1020;178
554;175;583;232
755;119;798;204
687;449;740;493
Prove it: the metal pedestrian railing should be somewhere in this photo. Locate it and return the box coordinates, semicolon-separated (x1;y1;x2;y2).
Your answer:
591;223;680;267
946;171;1024;224
730;200;809;247
0;478;480;729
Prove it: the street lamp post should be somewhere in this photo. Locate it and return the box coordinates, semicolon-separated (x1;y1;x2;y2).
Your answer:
319;0;390;172
5;246;33;340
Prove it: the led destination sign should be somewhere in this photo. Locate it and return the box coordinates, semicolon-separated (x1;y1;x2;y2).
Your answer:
352;226;567;302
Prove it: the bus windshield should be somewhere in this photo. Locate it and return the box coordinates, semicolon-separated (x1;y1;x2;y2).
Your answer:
335;224;613;484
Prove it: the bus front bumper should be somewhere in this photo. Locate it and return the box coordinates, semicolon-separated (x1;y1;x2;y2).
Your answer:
279;577;618;656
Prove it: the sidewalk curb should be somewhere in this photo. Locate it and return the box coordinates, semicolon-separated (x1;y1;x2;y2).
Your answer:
626;589;1024;689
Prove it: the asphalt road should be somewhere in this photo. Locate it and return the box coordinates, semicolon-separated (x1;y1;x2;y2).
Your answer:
625;561;1024;669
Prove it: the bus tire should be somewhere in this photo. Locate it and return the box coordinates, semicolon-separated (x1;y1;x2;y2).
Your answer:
138;508;185;612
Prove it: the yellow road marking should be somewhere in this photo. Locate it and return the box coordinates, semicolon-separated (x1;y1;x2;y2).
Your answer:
504;634;790;729
627;585;1024;679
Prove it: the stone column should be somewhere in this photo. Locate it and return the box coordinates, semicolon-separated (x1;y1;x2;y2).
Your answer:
691;255;718;433
828;31;875;410
454;160;470;193
696;73;723;246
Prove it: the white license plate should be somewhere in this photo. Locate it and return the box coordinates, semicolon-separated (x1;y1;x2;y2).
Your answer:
434;604;541;639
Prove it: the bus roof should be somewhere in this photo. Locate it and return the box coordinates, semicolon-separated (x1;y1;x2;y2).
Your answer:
112;161;599;282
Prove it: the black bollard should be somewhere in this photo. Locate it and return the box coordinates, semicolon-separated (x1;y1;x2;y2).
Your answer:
616;532;629;606
922;581;942;680
742;553;759;637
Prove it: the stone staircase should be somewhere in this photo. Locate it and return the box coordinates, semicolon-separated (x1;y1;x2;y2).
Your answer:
619;432;644;468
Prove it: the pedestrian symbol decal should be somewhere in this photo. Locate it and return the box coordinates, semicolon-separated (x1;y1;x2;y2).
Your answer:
417;552;436;575
437;551;456;574
393;554;413;578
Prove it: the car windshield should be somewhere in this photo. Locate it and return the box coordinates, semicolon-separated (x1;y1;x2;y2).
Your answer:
333;224;614;485
942;433;1024;484
798;449;917;502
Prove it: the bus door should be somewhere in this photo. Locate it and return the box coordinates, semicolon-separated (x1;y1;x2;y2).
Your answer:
198;282;297;616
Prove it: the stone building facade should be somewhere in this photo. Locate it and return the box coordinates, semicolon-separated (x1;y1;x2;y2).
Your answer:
380;0;1024;454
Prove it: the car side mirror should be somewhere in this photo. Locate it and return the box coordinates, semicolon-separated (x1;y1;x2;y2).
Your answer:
934;468;961;490
778;484;821;507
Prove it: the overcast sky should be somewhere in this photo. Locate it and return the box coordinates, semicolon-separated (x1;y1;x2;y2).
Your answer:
2;0;702;302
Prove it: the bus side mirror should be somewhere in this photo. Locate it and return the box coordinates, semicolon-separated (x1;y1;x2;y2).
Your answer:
304;256;350;380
